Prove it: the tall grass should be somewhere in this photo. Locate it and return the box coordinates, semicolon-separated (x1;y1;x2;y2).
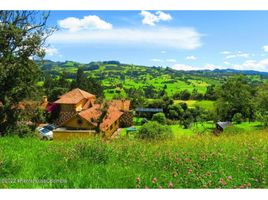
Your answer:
0;129;267;188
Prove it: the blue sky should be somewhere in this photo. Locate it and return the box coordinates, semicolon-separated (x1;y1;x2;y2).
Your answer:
45;11;268;72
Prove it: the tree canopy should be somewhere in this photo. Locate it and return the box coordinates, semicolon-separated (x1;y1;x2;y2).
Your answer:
0;11;54;134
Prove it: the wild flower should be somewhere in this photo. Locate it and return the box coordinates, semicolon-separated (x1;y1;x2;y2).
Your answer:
168;182;174;188
205;172;211;177
227;176;232;180
188;169;193;174
219;178;227;186
152;177;157;184
136;177;140;183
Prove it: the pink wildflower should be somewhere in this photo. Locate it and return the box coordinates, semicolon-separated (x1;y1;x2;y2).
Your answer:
168;182;174;188
152;177;157;184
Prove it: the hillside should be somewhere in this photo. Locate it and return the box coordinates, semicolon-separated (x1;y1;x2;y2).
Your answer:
37;60;268;101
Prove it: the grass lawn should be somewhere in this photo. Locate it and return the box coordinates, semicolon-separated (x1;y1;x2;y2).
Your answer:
0;126;267;188
174;100;215;111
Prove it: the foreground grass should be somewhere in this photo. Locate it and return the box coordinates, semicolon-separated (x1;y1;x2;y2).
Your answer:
0;128;267;189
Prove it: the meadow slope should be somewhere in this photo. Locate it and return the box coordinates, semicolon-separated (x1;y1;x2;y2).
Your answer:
0;128;267;189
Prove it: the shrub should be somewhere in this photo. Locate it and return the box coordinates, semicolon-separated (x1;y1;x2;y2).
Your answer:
256;111;268;127
152;113;166;124
232;113;243;124
137;121;173;140
6;123;34;138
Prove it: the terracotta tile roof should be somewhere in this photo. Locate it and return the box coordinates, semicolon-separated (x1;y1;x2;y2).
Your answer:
100;106;123;131
109;100;131;111
78;104;102;126
54;88;96;104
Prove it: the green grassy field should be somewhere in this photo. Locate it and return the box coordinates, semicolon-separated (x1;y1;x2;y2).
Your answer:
0;123;267;189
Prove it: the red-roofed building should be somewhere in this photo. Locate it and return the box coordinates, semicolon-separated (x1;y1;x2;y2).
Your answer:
52;88;133;139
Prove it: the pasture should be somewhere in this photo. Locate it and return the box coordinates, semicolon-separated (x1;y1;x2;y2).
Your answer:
0;123;267;189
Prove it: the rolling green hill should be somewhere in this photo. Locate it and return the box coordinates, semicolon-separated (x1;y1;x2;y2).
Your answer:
37;60;268;111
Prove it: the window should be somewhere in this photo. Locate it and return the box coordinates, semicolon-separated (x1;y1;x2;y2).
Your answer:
77;118;83;125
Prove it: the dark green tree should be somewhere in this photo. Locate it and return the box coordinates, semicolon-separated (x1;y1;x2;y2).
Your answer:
255;83;268;127
215;76;254;121
0;11;54;134
152;112;166;124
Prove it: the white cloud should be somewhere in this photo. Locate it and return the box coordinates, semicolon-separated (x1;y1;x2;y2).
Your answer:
49;27;202;50
44;47;59;56
224;61;230;65
172;64;196;71
58;15;112;32
140;11;172;26
225;52;250;59
220;51;231;55
232;59;268;71
171;58;268;71
151;58;164;62
161;50;166;54
166;59;177;63
263;45;268;52
185;56;197;60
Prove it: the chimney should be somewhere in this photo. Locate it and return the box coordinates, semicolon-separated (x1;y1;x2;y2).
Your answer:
121;99;125;111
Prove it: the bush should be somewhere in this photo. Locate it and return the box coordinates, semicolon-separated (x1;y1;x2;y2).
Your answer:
137;121;173;140
232;113;243;124
6;123;34;138
256;111;268;127
152;113;166;124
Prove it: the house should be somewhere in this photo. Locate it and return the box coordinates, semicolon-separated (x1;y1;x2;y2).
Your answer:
216;121;232;132
52;88;132;139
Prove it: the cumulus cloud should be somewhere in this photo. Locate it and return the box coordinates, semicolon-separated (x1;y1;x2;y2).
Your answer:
140;11;172;26
225;51;250;59
44;46;59;56
263;45;268;52
220;51;231;55
171;58;268;72
185;56;197;60
172;64;196;71
49;27;202;50
151;58;164;62
232;59;268;71
58;15;112;32
166;59;177;63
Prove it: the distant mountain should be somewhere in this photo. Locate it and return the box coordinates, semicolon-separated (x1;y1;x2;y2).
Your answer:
211;68;268;76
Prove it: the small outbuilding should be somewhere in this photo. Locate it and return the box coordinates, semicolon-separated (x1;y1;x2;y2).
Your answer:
216;121;232;132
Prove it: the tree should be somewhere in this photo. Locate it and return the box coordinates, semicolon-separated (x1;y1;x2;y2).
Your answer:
180;90;191;100
71;68;104;97
152;112;166;124
179;110;193;129
204;85;217;100
0;11;54;134
215;76;254;121
232;113;243;124
255;83;268;127
137;121;173;140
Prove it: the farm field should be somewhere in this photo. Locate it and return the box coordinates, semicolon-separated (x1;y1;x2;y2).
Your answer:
0;123;267;189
